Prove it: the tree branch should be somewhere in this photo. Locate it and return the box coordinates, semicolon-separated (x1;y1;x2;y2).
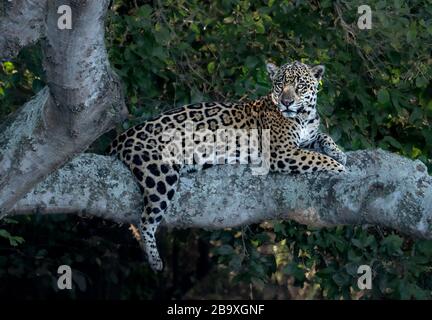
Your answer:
0;0;127;214
9;149;432;239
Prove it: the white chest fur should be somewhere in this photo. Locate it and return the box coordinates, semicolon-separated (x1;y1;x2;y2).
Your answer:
297;117;320;145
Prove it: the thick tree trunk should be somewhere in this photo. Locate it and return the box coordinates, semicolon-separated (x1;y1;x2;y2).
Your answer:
0;0;127;215
10;149;432;239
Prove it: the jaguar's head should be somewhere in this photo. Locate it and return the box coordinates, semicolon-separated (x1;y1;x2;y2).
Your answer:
266;61;324;118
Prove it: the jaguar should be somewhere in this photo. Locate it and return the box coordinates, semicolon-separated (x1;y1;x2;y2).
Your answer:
109;60;347;271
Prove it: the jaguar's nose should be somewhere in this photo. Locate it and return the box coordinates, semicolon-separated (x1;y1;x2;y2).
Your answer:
281;96;294;108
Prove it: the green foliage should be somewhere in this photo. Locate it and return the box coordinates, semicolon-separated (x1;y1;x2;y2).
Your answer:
106;0;432;171
0;215;162;299
1;0;431;299
0;218;25;247
0;48;43;118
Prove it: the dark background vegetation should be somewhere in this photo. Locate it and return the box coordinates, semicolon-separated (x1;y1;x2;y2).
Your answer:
1;0;431;299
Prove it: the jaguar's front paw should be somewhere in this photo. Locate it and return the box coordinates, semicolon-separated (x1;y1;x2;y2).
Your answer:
332;151;347;166
324;148;347;166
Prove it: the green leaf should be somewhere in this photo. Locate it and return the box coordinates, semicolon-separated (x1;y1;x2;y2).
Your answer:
380;234;403;254
136;5;152;19
382;136;402;149
255;20;265;34
207;61;216;74
273;222;286;236
2;61;15;74
416;240;432;255
0;229;11;239
223;16;234;24
377;88;390;105
283;262;306;282
215;244;234;255
9;236;24;246
332;272;350;286
415;77;428;88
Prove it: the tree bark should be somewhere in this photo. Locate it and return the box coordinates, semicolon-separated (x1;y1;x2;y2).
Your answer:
0;0;127;215
9;149;432;239
0;0;47;61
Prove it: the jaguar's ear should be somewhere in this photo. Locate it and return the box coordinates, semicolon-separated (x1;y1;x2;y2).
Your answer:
266;62;279;80
310;65;325;81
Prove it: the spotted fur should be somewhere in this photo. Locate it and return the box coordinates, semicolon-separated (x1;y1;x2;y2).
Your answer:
109;61;346;271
